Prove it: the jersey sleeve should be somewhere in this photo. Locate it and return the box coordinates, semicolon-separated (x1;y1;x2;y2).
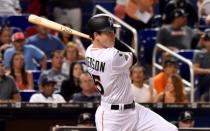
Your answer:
112;49;133;74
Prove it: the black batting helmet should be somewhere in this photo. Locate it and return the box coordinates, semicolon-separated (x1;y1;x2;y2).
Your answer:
88;14;119;38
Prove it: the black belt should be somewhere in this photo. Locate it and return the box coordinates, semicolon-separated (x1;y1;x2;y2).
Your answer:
111;101;135;110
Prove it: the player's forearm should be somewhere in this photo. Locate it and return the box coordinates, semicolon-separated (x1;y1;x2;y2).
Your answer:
114;38;137;64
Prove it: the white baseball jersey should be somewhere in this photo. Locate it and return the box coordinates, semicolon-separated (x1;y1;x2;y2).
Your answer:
85;45;134;104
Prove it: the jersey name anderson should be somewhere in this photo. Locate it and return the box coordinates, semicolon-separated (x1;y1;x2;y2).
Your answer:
85;57;106;72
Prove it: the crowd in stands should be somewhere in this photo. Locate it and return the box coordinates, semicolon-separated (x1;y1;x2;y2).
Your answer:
0;0;210;104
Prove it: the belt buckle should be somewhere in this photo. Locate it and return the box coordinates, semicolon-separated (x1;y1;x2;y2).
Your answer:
119;104;124;111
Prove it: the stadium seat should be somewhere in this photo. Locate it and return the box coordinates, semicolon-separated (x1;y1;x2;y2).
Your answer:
5;15;32;30
19;90;37;102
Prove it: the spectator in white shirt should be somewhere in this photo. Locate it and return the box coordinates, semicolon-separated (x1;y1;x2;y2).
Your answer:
29;75;65;103
130;65;156;103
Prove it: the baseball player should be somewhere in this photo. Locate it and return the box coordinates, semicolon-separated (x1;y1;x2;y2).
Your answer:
85;14;178;131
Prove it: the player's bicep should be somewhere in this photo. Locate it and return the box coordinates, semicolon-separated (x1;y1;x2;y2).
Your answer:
112;51;132;73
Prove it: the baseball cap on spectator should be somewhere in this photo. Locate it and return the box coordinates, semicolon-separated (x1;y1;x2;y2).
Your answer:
179;111;194;122
201;28;210;41
78;113;93;125
171;9;188;20
39;75;56;86
11;32;25;42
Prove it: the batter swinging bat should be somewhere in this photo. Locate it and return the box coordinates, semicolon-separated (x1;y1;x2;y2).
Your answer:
28;14;92;40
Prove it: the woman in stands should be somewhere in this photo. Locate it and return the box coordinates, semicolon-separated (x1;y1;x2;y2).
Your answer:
156;74;188;103
9;52;34;90
0;26;12;55
61;61;84;101
62;42;83;76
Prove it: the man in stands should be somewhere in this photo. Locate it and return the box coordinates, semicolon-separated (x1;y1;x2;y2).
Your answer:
0;57;21;103
4;32;47;70
25;25;64;58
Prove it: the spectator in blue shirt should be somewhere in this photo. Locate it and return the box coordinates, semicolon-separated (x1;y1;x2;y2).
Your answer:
4;32;47;70
25;25;64;58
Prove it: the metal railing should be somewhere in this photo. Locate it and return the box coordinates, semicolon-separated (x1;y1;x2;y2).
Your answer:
152;44;195;102
93;5;138;54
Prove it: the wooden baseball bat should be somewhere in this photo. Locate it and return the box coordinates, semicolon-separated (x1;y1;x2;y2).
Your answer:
28;14;92;40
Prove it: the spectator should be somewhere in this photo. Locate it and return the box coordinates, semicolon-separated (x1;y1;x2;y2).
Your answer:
62;43;82;76
157;9;198;50
0;0;21;16
156;74;188;103
163;0;198;27
57;23;85;56
25;25;64;58
154;59;177;94
51;0;83;31
39;50;67;93
4;32;47;70
29;75;65;103
120;0;155;45
114;0;128;19
0;26;12;55
130;65;156;103
9;52;33;90
72;72;100;102
193;29;210;101
0;57;21;103
178;111;195;128
61;62;84;101
77;113;94;127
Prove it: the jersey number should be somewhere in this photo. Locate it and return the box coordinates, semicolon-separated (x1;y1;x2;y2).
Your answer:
92;74;104;95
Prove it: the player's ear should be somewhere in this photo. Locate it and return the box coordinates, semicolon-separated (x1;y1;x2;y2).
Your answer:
93;32;100;40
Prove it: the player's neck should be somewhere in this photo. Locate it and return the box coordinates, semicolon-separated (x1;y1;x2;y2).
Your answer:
92;41;106;48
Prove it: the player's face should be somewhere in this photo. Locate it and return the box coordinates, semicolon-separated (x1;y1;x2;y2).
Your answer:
97;32;115;48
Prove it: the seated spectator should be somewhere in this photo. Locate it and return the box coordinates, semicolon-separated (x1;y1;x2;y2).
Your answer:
0;0;21;16
29;75;65;103
156;74;188;103
130;65;156;103
4;32;47;70
25;25;64;58
77;112;94;127
0;26;12;55
61;62;84;101
154;59;177;94
178;111;195;128
9;52;33;90
57;24;85;56
193;29;210;101
72;72;100;102
39;50;67;93
62;43;82;76
157;9;198;50
0;57;21;102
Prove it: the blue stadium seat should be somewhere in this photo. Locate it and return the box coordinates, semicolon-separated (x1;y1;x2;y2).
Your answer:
5;15;32;30
138;28;159;65
32;70;41;90
20;90;37;102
